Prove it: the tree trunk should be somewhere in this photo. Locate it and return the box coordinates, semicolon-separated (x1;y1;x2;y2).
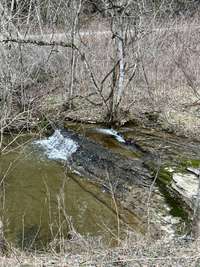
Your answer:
115;17;125;107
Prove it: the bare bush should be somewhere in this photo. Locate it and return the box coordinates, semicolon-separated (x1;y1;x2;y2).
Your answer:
0;1;200;134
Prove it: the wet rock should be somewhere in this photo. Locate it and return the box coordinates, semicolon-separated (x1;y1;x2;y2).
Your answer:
62;129;152;194
187;167;200;176
171;172;199;209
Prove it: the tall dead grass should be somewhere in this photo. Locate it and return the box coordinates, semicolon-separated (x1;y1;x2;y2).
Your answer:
1;15;200;134
1;235;200;266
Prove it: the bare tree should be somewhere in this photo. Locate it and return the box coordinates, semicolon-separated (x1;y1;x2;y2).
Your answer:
90;0;141;123
68;0;82;108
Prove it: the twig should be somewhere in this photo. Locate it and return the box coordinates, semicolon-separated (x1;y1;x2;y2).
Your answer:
0;37;76;49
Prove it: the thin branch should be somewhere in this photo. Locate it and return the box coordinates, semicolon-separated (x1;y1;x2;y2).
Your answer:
0;37;76;49
100;59;120;91
0;36;110;111
125;61;138;88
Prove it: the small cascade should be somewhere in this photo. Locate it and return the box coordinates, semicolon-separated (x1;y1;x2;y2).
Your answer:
34;129;78;160
94;128;126;143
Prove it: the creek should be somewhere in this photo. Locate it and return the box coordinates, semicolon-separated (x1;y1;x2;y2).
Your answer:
1;123;200;250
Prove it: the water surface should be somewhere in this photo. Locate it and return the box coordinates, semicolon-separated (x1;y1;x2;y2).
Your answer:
1;124;197;250
0;134;139;250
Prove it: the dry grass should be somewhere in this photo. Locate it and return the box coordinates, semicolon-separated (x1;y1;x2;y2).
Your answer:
1;236;200;266
1;15;200;137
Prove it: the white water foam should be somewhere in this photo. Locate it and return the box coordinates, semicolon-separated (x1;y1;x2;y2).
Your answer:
95;128;126;143
34;129;78;160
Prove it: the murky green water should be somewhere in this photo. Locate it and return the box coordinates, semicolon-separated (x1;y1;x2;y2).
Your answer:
0;134;140;250
1;124;200;250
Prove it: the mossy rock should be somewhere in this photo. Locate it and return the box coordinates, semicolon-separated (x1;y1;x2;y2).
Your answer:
179;159;200;169
159;167;173;185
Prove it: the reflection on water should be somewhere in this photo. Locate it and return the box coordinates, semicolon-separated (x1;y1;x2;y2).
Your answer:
0;140;139;250
0;124;193;250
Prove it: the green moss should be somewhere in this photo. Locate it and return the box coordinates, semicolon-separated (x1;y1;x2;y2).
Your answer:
158;167;173;184
156;158;200;185
179;159;200;169
169;158;200;175
153;166;191;232
144;160;173;185
158;180;189;223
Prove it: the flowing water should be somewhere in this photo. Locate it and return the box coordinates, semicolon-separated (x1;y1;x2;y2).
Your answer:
1;124;200;250
0;130;140;250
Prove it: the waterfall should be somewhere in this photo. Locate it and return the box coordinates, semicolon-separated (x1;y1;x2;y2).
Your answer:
95;128;126;143
34;129;78;160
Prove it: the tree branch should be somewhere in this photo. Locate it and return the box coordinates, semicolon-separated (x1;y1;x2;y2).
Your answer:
0;37;77;49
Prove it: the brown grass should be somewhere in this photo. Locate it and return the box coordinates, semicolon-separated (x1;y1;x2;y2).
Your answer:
1;236;200;266
1;15;200;137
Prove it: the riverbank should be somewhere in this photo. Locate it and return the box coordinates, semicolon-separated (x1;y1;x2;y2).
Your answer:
1;123;200;266
1;11;200;267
